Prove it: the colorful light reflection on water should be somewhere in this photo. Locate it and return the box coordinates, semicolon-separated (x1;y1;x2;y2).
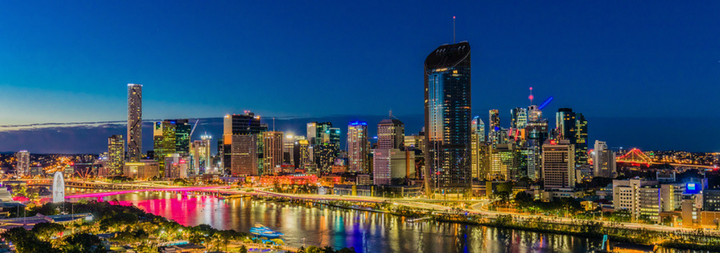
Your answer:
74;191;614;253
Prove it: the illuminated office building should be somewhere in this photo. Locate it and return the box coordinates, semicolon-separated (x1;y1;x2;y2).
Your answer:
153;119;191;173
424;41;471;196
108;135;125;175
377;118;404;150
471;116;486;179
190;135;212;175
489;109;500;145
511;107;528;129
348;121;369;173
555;108;588;166
542;139;575;189
528;105;542;122
297;139;310;169
222;112;268;175
575;113;588;166
127;83;142;162
263;131;284;173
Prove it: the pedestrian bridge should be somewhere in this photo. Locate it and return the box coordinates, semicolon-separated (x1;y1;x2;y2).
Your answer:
64;186;232;199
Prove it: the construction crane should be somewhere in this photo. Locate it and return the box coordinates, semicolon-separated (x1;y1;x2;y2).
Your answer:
189;119;200;138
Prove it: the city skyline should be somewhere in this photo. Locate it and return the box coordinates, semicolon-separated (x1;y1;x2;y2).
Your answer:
1;1;719;127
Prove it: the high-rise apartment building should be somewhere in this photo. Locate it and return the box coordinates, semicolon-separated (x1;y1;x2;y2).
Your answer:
263;131;284;173
542;139;575;189
424;41;471;196
127;83;143;162
108;135;125;176
347;121;369;173
15;150;30;177
593;140;616;178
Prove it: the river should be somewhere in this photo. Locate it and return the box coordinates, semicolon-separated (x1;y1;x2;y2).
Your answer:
58;190;710;253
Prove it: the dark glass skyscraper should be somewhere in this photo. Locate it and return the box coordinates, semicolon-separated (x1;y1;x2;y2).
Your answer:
424;42;471;197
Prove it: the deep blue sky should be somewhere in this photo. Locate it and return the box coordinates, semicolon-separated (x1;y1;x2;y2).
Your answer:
1;1;719;151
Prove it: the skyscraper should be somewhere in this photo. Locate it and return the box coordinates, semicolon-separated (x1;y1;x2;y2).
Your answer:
153;119;191;173
424;41;471;197
108;135;125;176
222;112;268;175
471;116;486;179
15;150;30;177
347;121;369;173
593;140;616;178
377;118;404;150
190;135;212;176
555;108;588;166
263;131;284;173
489;109;500;145
542;139;576;189
127;83;143;162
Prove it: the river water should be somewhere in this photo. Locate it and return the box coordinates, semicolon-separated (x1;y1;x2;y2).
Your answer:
67;190;710;253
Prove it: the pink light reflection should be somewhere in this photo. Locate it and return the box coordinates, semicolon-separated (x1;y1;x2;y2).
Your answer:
65;186;230;199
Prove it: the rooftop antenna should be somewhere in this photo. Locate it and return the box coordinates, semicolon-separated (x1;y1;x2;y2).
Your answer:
529;87;534;105
453;16;456;44
273;117;276;131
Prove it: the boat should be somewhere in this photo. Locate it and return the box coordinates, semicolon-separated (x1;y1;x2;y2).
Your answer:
249;223;284;239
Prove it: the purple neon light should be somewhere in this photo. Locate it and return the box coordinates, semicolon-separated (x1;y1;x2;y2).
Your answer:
65;186;231;199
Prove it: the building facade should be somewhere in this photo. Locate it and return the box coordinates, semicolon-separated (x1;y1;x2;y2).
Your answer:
127;83;143;162
263;131;284;173
347;121;369;173
542;139;575;189
108;135;125;176
424;41;472;197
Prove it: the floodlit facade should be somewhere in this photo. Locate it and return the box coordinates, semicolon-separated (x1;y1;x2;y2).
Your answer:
424;41;472;196
123;160;159;180
108;135;125;175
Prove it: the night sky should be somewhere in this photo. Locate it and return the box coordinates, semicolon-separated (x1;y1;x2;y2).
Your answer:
1;1;719;153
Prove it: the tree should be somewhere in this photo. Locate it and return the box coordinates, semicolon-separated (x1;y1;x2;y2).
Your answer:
62;233;104;253
239;245;248;253
514;192;534;206
1;227;56;252
31;221;65;240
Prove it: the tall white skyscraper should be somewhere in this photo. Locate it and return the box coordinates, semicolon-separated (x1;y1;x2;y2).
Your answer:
127;83;143;162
